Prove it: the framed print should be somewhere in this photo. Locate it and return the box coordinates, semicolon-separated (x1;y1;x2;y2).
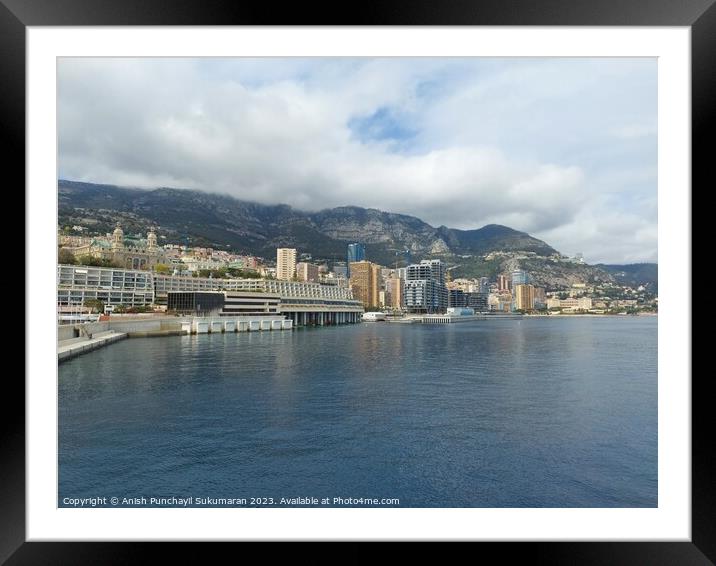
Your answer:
7;0;709;562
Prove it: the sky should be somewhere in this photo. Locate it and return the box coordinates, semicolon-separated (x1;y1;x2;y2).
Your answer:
58;58;657;264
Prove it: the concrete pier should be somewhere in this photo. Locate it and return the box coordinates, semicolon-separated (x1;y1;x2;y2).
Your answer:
421;314;487;323
58;313;299;361
58;330;127;363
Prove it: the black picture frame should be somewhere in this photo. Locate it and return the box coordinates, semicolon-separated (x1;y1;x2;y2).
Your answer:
6;0;707;561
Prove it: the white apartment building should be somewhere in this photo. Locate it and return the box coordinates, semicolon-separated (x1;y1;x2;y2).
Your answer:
276;248;297;280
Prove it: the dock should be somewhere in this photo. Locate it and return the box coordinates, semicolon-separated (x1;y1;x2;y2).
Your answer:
58;330;127;363
58;315;295;362
420;314;487;323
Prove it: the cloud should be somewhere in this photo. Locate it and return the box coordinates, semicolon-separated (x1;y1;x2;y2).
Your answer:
58;57;657;263
612;124;658;139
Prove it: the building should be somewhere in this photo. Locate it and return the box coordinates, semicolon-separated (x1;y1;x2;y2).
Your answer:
488;292;513;312
349;260;381;308
346;243;366;277
448;288;468;308
60;264;365;325
57;264;155;308
514;284;536;311
385;277;404;309
60;223;169;270
497;274;511;292
546;297;593;311
403;259;448;313
332;261;348;279
477;277;490;293
467;293;489;312
168;291;282;317
296;262;320;283
167;292;228;316
511;270;529;288
166;289;361;325
449;289;489;312
276;248;297;280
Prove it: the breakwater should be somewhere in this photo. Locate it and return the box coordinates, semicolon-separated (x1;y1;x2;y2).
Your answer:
58;315;294;362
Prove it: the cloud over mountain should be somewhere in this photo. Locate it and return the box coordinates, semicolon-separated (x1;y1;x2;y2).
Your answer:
58;58;657;264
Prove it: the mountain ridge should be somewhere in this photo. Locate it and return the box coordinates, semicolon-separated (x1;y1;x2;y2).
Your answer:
58;179;557;264
58;180;656;289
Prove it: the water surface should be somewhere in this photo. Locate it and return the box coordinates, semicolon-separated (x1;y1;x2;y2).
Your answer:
59;317;657;507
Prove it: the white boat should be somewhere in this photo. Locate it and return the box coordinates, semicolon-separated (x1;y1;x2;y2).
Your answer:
362;312;387;322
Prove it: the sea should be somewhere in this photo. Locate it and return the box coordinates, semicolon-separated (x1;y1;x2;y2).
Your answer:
58;316;657;508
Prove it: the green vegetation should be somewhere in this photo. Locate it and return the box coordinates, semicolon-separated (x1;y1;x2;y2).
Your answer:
58;180;556;265
112;304;154;314
58;248;76;265
449;256;503;279
195;267;262;279
76;254;122;268
598;263;658;290
83;299;104;313
154;263;172;274
226;267;260;279
197;268;227;278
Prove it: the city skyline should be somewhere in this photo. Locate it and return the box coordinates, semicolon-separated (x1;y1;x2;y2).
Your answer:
58;57;657;264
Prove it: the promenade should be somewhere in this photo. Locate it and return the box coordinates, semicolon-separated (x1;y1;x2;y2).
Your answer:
58;330;127;362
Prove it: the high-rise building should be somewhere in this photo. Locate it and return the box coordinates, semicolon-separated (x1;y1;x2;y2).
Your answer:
478;277;490;294
403;259;448;313
386;277;404;309
467;293;489;312
332;261;348;279
449;289;489;312
448;288;467;308
276;248;297;280
346;243;366;277
296;262;320;282
349;260;381;308
514;284;535;311
407;259;445;284
511;270;529;287
497;274;511;291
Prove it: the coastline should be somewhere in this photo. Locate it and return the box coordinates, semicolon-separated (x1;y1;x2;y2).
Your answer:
58;312;657;362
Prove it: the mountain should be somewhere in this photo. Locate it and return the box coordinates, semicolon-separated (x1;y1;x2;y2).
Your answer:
58;180;557;265
597;263;658;291
58;180;657;291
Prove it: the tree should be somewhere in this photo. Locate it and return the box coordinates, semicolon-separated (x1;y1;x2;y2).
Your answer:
58;248;76;265
154;263;171;274
84;298;104;313
76;255;117;268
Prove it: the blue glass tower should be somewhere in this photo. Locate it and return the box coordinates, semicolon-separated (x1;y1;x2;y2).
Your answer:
511;270;529;287
346;243;366;277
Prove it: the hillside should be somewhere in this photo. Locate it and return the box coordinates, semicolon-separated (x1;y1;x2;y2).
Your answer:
58;180;658;291
597;263;658;291
58;180;556;266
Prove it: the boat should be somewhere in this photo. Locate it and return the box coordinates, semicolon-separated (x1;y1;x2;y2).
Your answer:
362;312;387;322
